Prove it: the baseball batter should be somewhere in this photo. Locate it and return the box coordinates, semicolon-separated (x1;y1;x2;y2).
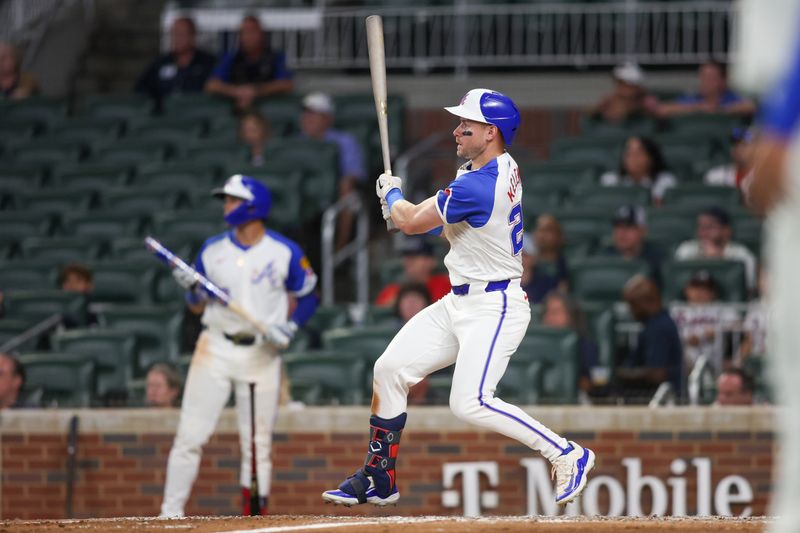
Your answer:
160;175;318;517
323;89;595;507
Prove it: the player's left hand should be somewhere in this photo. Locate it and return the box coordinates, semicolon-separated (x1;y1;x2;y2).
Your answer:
375;173;402;202
260;321;298;350
379;197;392;220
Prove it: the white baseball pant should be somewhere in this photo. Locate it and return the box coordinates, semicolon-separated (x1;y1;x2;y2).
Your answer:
160;330;281;517
372;281;570;461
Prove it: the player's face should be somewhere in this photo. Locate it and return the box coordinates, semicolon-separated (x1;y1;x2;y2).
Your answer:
239;19;264;54
170;19;194;54
543;297;571;328
453;119;490;159
146;371;179;408
223;196;244;217
716;374;752;406
0;356;21;404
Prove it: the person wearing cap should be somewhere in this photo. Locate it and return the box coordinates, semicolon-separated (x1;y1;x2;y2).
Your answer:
704;127;754;195
670;269;739;375
589;62;655;123
601;205;663;285
300;91;367;249
599;136;677;205
674;206;757;291
375;236;450;306
206;15;293;110
324;89;596;509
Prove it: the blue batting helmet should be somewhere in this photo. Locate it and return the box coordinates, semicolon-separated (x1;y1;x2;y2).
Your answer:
211;174;272;226
444;88;521;145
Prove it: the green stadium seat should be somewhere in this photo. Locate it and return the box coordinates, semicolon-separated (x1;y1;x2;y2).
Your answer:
0;211;56;239
521;184;562;220
100;188;186;214
152;269;186;305
322;326;399;360
62;212;143;238
82;94;153;121
263;138;340;212
152;212;226;246
492;358;542;405
662;259;748;302
662;185;741;209
100;306;182;375
580;115;656;137
50;118;124;149
163;93;232;120
0;319;38;352
646;209;698;252
19;352;96;407
364;305;397;326
132;169;216;191
3;289;88;325
335;93;405;153
570;257;650;303
550;137;623;169
580;301;616;370
14;188;97;214
568;185;651;209
552;208;610;246
50;162;133;188
3;98;67;131
20;236;103;263
92;141;169;165
521;161;597;192
240;171;303;230
0;163;46;190
90;261;157;304
284;350;366;405
509;325;580;404
732;215;763;255
0;234;21;260
666;113;742;138
304;305;351;338
126;118;206;146
138;160;223;181
0;264;55;291
257;94;303;136
653;134;719;162
52;329;138;399
108;237;191;263
13;141;83;166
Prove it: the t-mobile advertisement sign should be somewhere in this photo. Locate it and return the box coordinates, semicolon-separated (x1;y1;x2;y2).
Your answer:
441;458;754;518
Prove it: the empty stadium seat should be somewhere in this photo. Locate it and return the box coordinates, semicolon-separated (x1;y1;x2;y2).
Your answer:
646;209;698;252
284;351;366;405
108;237;192;264
521;162;597;192
552;208;611;246
50;162;132;188
0;211;56;239
50;118;124;149
0;163;46;190
570;257;650;303
508;325;580;404
580;115;656;137
580;301;617;370
0;319;38;352
133;169;216;191
568;185;651;208
263;138;340;212
3;97;68;131
14;189;97;214
0;262;57;290
163;92;232;120
126;118;207;146
3;289;88;325
180;140;250;166
257;94;302;136
663;259;747;302
52;329;138;400
304;305;351;338
100;189;187;214
90;261;158;304
20;236;104;263
335;93;405;153
99;306;182;375
19;352;96;407
549;137;623;168
62;212;143;239
81;94;153;121
92;140;170;165
322;326;399;360
152;211;226;246
662;185;741;209
13;140;83;166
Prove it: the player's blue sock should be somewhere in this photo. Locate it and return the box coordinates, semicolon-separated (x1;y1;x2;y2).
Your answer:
363;412;406;498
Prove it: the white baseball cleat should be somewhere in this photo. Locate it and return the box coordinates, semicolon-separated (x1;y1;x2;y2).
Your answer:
551;440;596;505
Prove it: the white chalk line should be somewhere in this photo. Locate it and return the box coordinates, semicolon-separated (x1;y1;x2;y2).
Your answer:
217;516;444;533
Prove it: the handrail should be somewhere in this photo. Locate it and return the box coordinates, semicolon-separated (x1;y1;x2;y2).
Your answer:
687;354;716;406
0;313;63;353
648;381;675;408
321;191;369;307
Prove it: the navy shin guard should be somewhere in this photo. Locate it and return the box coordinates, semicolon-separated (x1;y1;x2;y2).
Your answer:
363;413;406;498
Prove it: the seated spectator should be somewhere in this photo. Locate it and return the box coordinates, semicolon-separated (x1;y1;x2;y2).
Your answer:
134;16;216;108
0;40;38;100
541;291;600;401
600;136;677;205
376;237;450;306
737;269;768;363
704;128;754;195
589;62;654;124
146;363;182;408
300;92;367;249
520;235;536;290
670;270;739;374
206;15;293;110
649;60;756;118
522;215;570;304
617;275;683;400
714;367;755;406
394;283;432;325
58;263;97;328
600;205;663;285
674;206;757;291
239;110;272;166
0;353;26;409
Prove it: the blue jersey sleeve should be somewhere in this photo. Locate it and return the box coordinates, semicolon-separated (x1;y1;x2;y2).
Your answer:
267;231;317;296
211;52;235;82
435;161;497;228
760;29;800;138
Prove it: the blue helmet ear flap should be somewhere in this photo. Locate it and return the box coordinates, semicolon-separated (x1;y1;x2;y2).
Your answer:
479;91;521;145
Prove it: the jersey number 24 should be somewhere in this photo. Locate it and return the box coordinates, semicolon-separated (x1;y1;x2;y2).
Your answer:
508;203;524;256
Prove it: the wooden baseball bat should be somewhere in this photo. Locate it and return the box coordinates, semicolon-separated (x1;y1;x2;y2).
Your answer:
366;15;399;233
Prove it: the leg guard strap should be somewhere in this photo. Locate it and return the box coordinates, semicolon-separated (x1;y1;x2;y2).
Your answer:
338;469;370;504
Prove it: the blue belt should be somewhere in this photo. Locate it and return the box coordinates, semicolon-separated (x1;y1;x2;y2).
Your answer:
452;279;510;296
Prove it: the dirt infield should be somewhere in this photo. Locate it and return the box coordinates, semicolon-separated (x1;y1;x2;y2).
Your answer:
0;515;770;532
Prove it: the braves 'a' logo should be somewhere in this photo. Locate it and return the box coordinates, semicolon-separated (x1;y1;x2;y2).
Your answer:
252;261;280;286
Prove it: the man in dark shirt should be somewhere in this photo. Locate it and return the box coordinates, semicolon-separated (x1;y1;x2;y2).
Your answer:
0;352;26;409
135;17;216;107
601;205;663;285
618;275;683;401
206;15;293;110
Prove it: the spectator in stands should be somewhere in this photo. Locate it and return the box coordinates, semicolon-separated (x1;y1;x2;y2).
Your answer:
0;41;38;100
134;17;216;108
394;283;432;325
146;363;182;408
618;275;683;400
714;367;755;406
299;92;367;249
0;353;26;409
671;270;739;375
600;205;663;285
704;127;754;197
648;60;756;118
239;110;272;166
206;15;293;110
737;269;768;363
600;136;677;205
58;263;97;328
541;291;600;402
674;206;757;291
522;214;570;304
589;62;655;124
376;237;450;306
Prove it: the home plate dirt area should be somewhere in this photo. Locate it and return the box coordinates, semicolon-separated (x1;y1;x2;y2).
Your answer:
0;515;770;532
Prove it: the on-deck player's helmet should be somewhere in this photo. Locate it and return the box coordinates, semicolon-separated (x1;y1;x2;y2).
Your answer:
211;174;272;226
444;88;521;145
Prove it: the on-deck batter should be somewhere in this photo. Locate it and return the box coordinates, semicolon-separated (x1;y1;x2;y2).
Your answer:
160;175;318;517
322;89;595;508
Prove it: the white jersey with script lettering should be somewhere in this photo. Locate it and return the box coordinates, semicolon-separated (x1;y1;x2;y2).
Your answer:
435;152;524;286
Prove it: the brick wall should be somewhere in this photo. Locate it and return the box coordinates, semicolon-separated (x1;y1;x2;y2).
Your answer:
0;407;774;519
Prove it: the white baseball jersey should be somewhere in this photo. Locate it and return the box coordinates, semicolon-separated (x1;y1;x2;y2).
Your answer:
195;230;317;335
435;152;524;286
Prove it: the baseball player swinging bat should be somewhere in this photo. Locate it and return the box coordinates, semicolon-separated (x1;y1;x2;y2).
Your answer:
144;236;268;336
366;15;399;233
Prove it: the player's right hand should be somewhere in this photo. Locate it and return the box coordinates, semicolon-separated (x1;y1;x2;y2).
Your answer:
375;173;402;202
172;269;197;290
260;321;298;350
379;197;392;220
